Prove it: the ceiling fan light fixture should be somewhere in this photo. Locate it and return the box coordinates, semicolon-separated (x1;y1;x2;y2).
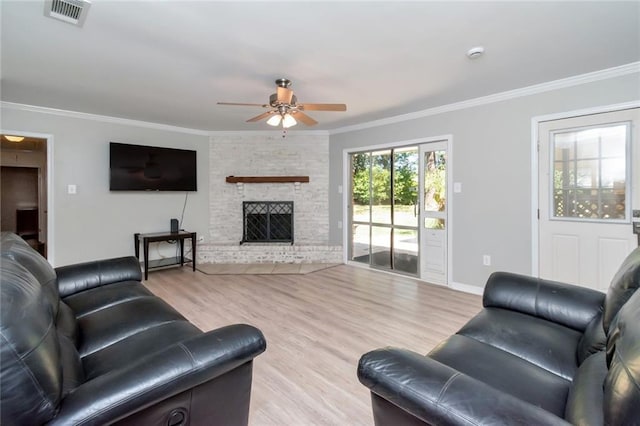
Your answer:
282;113;297;128
218;78;346;128
5;135;25;142
266;114;282;126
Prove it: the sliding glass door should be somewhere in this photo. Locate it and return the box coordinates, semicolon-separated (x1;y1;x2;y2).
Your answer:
349;147;419;275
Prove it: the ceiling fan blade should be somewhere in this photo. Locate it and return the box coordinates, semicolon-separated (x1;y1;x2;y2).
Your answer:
217;102;268;107
294;111;318;126
246;111;274;122
298;103;347;111
276;87;294;104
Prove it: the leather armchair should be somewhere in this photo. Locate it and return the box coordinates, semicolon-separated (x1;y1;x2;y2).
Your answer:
359;247;640;425
0;232;266;425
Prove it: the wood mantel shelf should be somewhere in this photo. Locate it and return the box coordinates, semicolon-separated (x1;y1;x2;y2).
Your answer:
225;176;310;184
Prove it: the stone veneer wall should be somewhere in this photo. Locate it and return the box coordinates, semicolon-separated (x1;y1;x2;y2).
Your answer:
199;133;342;264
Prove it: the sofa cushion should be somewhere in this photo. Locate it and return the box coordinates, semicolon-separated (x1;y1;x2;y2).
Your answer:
74;295;189;358
483;271;605;331
63;280;155;318
82;320;202;380
428;334;570;417
0;259;63;425
56;256;143;298
457;308;582;379
602;246;640;333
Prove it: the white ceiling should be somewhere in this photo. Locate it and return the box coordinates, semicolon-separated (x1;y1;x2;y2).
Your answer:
2;1;639;131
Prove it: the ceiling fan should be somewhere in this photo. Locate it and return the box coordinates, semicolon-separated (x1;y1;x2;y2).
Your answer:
217;78;346;128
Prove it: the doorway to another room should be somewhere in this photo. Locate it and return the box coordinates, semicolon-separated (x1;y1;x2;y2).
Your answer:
1;135;48;257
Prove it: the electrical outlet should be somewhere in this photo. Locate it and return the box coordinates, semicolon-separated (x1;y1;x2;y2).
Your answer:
483;255;491;266
67;184;77;195
338;221;343;229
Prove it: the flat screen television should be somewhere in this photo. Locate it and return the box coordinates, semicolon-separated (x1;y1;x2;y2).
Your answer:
110;142;197;191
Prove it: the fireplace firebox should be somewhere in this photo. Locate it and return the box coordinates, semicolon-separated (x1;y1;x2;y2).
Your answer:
241;201;294;244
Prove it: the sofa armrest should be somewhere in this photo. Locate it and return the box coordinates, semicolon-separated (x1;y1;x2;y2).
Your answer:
483;271;605;331
358;347;571;426
48;324;266;426
56;256;142;297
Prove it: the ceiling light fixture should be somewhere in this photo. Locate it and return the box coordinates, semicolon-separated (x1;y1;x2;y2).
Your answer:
4;135;25;142
467;46;485;59
266;114;282;126
266;112;297;129
282;113;297;129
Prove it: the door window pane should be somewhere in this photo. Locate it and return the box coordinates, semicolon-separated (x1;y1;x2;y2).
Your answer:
351;224;370;263
394;229;418;274
601;158;626;188
393;147;418;227
370;226;391;268
424;150;446;213
425;218;445;229
552;123;628;220
351;153;371;223
371;150;391;224
576;160;598;188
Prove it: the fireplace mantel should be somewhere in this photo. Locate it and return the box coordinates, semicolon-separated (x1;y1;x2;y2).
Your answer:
225;176;310;184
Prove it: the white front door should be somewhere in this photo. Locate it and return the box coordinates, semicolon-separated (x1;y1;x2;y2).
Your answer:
538;108;639;291
420;141;448;285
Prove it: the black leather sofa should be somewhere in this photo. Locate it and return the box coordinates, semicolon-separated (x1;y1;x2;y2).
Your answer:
358;247;640;425
0;232;267;425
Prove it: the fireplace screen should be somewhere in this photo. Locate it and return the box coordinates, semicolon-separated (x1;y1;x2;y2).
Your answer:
242;201;294;244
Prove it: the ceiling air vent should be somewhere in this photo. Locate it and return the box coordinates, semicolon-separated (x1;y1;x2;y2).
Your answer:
44;0;91;27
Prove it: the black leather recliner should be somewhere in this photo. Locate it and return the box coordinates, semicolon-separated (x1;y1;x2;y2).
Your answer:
0;232;267;425
358;247;640;425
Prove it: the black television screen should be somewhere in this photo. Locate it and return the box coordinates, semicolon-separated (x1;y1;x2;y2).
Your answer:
110;142;197;191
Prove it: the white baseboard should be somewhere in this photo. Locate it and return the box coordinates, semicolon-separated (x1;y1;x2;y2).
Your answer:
450;281;485;296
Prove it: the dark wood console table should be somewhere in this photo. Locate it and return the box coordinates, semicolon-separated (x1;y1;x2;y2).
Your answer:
134;231;196;280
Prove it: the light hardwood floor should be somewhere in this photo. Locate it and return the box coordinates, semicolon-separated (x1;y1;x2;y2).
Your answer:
144;264;482;426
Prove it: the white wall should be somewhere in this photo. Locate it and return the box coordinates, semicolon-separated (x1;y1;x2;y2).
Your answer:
329;72;640;290
1;106;210;266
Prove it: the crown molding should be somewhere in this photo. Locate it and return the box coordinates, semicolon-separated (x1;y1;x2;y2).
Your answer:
0;101;330;136
3;62;638;137
330;61;640;135
1;101;212;136
208;130;329;137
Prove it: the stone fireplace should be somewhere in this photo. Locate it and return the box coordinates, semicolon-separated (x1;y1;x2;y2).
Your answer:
198;133;342;264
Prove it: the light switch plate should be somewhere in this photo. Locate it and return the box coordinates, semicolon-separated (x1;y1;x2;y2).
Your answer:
67;184;77;194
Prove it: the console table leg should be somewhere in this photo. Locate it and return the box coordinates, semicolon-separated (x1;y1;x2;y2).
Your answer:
134;233;140;259
143;239;149;280
180;239;185;267
192;233;196;272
